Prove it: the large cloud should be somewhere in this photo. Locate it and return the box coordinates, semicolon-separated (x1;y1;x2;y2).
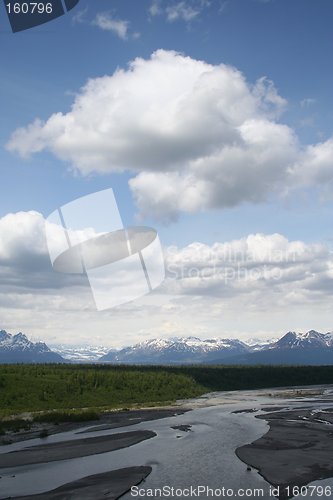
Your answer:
2;212;332;302
164;233;333;302
1;211;333;343
6;50;333;221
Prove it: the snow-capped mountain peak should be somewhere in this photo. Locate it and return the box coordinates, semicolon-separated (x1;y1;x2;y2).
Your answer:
0;329;65;363
274;330;328;349
0;330;11;342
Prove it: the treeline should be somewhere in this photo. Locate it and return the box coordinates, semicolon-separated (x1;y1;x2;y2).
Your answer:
0;364;205;416
1;364;333;416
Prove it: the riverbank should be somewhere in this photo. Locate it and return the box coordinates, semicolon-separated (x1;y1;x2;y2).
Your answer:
0;408;186;446
13;467;152;500
1;385;333;500
236;405;333;499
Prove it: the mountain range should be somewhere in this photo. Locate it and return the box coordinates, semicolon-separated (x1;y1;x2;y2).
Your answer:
100;330;333;366
1;329;333;365
100;337;249;364
219;330;333;366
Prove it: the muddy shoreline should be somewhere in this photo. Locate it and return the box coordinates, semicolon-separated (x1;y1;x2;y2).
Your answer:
9;467;152;500
236;406;333;499
0;408;186;446
0;408;186;499
0;430;157;468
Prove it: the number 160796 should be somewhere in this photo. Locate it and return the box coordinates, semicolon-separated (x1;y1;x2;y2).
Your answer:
285;485;332;497
6;3;53;14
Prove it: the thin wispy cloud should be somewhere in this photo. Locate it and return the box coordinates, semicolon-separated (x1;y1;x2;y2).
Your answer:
72;7;88;25
300;98;317;108
218;1;229;14
166;2;200;22
149;0;163;17
92;13;129;40
149;0;207;23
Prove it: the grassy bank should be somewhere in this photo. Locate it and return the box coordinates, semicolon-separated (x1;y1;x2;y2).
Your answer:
1;364;333;418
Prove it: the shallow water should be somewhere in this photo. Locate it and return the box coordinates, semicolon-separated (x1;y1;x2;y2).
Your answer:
1;387;333;499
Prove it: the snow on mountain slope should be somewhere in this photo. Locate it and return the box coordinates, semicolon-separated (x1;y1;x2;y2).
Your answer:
100;336;250;364
274;330;328;349
2;328;332;365
50;344;111;362
0;329;65;363
245;337;279;351
324;332;333;347
100;330;333;365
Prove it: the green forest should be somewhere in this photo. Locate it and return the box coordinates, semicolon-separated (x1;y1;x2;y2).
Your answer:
1;364;333;418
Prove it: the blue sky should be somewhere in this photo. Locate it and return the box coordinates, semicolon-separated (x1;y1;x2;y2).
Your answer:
1;0;333;346
1;0;333;242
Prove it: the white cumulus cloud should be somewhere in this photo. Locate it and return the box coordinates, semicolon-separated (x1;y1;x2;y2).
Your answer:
6;50;333;221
